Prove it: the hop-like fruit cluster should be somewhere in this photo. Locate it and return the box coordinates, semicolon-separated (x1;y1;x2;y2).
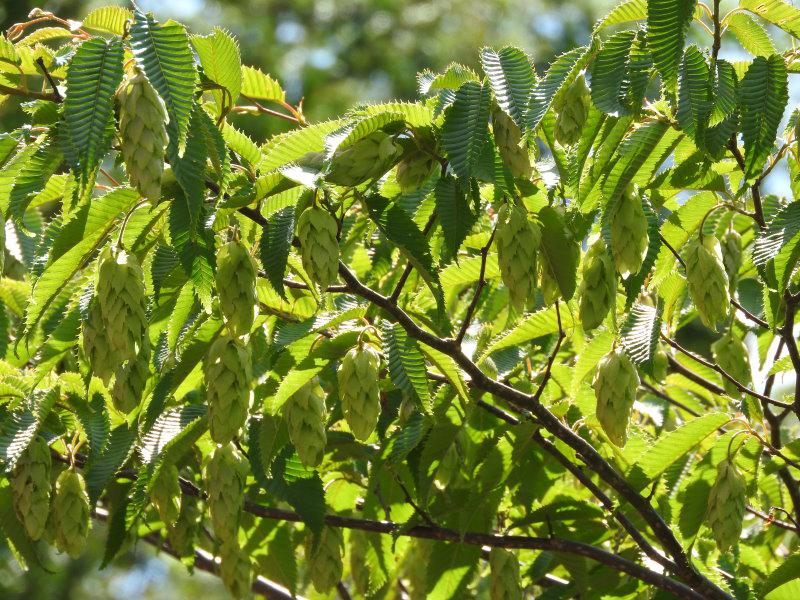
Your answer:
204;335;252;444
112;343;150;414
11;436;51;540
706;458;746;551
284;377;327;467
169;493;201;557
216;240;258;337
151;463;181;526
51;469;90;558
608;188;648;277
82;298;116;381
219;540;252;599
349;529;371;596
96;246;147;363
489;547;522;600
306;526;344;593
711;332;751;396
338;343;382;441
326;131;402;186
578;240;616;330
721;229;743;291
652;344;669;382
495;204;540;311
118;69;169;201
684;235;730;328
205;443;248;543
297;205;339;290
593;347;640;447
554;74;591;146
492;108;532;180
396;150;437;193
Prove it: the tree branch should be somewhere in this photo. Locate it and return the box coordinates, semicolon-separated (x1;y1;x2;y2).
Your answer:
455;225;496;344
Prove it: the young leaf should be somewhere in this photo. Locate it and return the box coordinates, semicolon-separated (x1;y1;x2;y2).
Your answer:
480;46;535;127
62;37;123;185
441;81;490;179
259;206;295;299
647;0;698;87
740;54;788;181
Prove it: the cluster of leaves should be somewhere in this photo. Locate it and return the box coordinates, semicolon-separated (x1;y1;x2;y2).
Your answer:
1;2;800;599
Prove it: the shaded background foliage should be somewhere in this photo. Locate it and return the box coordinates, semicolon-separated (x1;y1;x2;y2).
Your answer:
0;1;615;598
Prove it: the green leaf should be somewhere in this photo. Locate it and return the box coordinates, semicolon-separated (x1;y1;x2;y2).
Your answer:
130;9;196;149
221;122;261;166
647;0;698;87
192;27;242;111
528;45;589;129
25;188;138;335
270;359;326;413
741;0;800;40
241;65;285;102
538;206;579;301
434;176;475;258
590;31;635;116
383;322;430;411
677;46;712;149
84;422;136;504
383;413;430;463
364;194;443;314
259;119;345;173
441;81;490;179
594;0;646;32
763;554;800;597
324;112;405;158
629;413;729;490
418;63;480;94
427;543;481;600
753;201;800;290
726;13;778;57
740;54;788;181
0;389;57;471
621;196;662;305
480;46;534;127
479;305;574;359
7;139;62;221
259;206;295;299
704;60;740;157
619;301;662;372
62;37;123;185
82;6;133;35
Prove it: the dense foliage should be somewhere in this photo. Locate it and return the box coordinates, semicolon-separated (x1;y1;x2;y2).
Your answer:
1;2;800;599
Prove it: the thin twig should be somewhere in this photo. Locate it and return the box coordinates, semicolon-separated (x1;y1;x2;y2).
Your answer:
455;226;497;344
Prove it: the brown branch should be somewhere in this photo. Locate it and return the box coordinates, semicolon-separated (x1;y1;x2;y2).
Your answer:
0;83;60;102
35;57;61;101
331;262;732;600
663;335;791;409
711;0;722;63
726;139;765;228
731;298;769;329
455;226;496;344
93;507;300;600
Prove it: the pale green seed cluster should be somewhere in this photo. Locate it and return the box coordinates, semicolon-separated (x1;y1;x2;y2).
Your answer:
204;335;252;444
118;69;169;201
706;458;746;551
593;347;640;447
711;332;751;396
112;342;151;414
348;529;371;596
51;469;90;558
219;540;253;599
338;344;382;441
205;443;248;543
216;240;258;337
684;235;730;328
297;205;339;290
489;547;523;600
151;463;181;526
326;131;402;186
11;436;51;540
495;204;541;311
402;539;432;600
96;246;148;363
608;188;649;277
306;526;344;593
284;377;328;468
396;150;437;193
578;240;616;331
82;298;116;381
721;229;743;291
554;74;591;146
169;493;202;557
492;108;532;180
